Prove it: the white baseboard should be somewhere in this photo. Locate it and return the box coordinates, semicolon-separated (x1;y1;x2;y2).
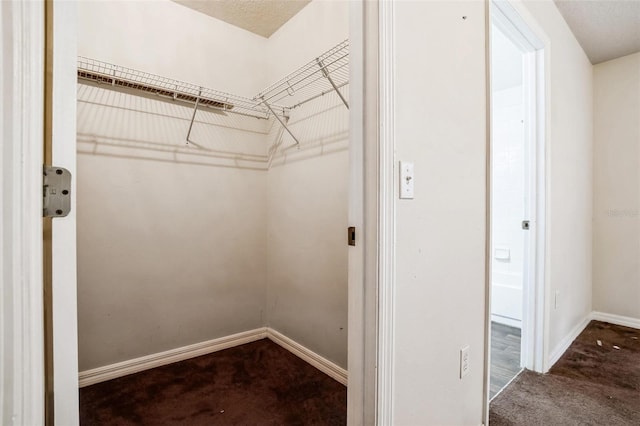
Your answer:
547;315;590;370
79;327;267;387
266;328;348;386
590;311;640;330
491;314;522;329
78;327;348;388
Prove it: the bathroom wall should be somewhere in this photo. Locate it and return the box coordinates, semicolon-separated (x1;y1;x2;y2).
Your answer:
491;24;526;327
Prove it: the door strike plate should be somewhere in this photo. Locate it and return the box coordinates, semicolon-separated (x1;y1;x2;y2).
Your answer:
43;166;71;218
522;220;530;230
348;226;356;246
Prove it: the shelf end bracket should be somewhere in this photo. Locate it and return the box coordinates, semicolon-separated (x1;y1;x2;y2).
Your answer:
316;58;349;110
262;97;300;147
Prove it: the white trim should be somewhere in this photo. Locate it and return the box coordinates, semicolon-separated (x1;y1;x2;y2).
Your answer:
0;1;45;424
483;1;492;423
538;312;640;372
378;0;396;424
348;1;380;424
267;328;348;386
491;315;522;329
347;0;366;422
78;327;350;389
547;315;590;369
591;312;640;330
491;1;544;51
79;328;267;387
50;2;80;423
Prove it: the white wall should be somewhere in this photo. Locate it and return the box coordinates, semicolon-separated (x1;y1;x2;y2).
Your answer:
392;2;488;424
593;52;640;321
492;84;525;326
518;0;593;363
265;0;350;369
491;25;525;327
76;0;269;371
390;0;594;422
77;0;268;97
77;0;350;372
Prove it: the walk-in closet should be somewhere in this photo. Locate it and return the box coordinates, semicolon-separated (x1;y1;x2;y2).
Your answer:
75;1;350;423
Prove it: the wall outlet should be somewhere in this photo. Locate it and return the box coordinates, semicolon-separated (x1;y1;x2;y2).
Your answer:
555;290;560;309
460;345;470;378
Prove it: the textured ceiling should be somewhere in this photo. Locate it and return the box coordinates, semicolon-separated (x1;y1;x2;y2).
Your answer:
554;0;640;64
172;0;312;38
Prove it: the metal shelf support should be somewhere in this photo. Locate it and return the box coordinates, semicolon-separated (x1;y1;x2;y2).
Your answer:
316;58;349;109
261;97;300;147
186;88;202;144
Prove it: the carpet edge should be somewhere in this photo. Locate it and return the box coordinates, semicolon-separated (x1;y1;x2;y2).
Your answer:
78;327;268;387
267;327;348;386
590;311;640;330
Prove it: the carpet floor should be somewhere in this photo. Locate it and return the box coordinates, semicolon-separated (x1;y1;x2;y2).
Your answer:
79;339;346;425
490;321;640;426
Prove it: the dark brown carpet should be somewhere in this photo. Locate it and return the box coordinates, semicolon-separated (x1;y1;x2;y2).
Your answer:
490;321;640;426
79;339;346;425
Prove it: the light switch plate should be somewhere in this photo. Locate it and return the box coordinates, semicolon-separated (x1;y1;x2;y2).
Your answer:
400;161;414;199
460;345;470;378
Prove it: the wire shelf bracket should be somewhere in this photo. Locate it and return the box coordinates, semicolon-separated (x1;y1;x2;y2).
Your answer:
316;57;349;109
185;88;202;144
254;39;350;146
261;98;300;146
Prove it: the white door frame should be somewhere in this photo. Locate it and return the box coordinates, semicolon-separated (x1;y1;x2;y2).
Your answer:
1;1;45;424
485;0;549;414
349;0;395;424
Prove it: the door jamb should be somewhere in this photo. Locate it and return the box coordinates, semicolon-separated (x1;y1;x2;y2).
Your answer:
349;0;392;424
485;0;548;421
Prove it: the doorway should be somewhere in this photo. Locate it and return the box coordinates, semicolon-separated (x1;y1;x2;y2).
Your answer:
489;0;546;400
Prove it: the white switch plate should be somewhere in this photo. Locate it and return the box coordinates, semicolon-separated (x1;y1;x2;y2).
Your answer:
399;161;414;199
460;345;470;378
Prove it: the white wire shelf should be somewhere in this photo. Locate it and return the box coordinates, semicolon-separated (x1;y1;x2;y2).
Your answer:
76;39;349;148
255;39;349;110
77;57;282;120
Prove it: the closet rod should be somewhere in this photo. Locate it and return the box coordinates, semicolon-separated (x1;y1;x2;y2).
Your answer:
291;81;349;110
